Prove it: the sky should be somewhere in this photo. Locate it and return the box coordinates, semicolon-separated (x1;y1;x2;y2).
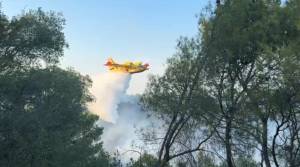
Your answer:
2;0;210;94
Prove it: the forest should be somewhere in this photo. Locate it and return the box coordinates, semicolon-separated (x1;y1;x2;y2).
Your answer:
0;0;300;167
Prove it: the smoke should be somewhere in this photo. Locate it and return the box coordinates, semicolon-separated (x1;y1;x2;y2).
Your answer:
99;97;147;152
89;72;131;123
88;72;151;156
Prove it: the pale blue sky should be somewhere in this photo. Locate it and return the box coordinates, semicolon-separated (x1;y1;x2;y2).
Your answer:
2;0;210;94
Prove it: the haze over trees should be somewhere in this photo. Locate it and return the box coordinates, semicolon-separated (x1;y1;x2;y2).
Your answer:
0;0;300;167
141;0;300;166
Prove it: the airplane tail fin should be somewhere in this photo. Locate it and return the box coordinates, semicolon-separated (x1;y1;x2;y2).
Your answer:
104;57;115;66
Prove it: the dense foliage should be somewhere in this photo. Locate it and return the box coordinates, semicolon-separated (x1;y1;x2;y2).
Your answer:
141;0;300;166
0;8;112;167
1;0;300;167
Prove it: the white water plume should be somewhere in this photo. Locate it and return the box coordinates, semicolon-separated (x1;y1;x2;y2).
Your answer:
88;72;131;123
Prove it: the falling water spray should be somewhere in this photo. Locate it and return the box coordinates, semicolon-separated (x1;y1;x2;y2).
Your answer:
88;72;131;123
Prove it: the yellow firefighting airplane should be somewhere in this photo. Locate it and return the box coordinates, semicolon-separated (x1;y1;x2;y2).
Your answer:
104;58;149;74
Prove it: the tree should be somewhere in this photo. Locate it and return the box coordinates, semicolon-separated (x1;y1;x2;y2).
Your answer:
0;8;67;73
270;1;300;166
126;153;170;167
141;37;219;167
142;0;300;167
231;1;300;167
219;156;259;167
201;0;275;166
196;152;218;167
0;8;112;167
200;0;300;166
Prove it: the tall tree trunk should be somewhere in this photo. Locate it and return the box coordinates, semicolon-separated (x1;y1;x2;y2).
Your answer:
272;127;280;167
262;118;271;167
288;131;296;167
225;117;234;167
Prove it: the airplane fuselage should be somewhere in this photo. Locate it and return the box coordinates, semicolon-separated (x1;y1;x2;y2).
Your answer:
107;64;148;74
104;58;149;74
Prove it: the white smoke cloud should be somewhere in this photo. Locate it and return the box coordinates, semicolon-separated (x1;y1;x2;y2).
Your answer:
88;72;151;157
89;72;131;123
99;98;147;151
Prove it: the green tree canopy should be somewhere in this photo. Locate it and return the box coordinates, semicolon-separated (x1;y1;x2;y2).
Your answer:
127;153;171;167
0;7;112;167
0;8;67;72
141;0;300;167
